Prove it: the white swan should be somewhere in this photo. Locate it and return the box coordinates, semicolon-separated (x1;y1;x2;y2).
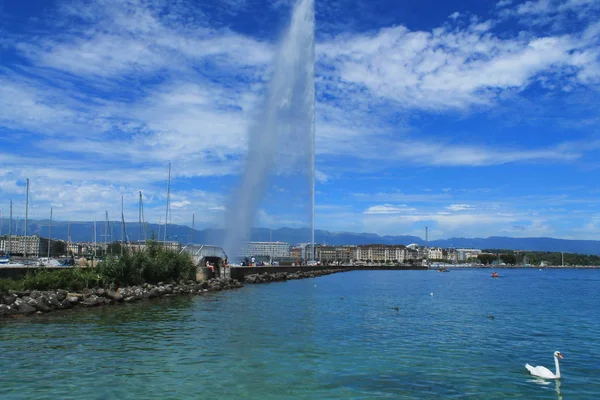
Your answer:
525;351;563;379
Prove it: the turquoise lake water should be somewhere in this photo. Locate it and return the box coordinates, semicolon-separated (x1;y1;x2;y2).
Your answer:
1;268;599;399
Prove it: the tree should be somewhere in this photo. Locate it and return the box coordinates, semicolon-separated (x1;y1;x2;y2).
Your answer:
477;254;496;264
500;253;517;265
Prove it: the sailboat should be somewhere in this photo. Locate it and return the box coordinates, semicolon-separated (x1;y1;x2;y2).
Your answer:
38;207;61;267
0;200;25;267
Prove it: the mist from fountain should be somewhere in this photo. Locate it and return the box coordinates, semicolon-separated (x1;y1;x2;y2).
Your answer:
222;0;315;260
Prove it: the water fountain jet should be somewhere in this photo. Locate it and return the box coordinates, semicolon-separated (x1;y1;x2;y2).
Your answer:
222;0;315;261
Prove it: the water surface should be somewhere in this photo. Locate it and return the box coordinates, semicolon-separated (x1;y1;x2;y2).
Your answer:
1;268;599;399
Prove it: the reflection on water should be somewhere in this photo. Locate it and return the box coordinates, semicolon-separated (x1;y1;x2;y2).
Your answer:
528;378;562;400
556;379;563;400
528;378;552;386
0;269;599;399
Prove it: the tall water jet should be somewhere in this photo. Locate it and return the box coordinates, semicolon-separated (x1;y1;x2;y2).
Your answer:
222;0;315;260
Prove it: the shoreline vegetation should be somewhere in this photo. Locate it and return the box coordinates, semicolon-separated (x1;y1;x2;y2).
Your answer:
0;239;348;319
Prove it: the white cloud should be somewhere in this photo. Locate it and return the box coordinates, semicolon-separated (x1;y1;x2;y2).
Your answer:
364;204;416;214
499;0;600;28
319;23;599;112
447;204;474;211
516;0;553;15
2;0;600;239
516;0;598;15
315;170;329;183
170;200;191;209
353;191;451;203
360;209;520;237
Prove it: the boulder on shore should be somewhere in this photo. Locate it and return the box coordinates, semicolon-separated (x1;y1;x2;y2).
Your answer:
1;268;348;319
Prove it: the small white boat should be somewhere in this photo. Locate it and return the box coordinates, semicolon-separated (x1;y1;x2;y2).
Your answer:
0;258;26;267
38;257;62;267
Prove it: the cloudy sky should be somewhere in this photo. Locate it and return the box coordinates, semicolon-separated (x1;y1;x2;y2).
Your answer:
1;0;600;241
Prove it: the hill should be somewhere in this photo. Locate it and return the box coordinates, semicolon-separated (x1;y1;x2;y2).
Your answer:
2;219;600;255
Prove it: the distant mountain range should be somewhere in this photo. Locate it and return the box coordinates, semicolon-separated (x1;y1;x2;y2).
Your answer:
2;219;600;255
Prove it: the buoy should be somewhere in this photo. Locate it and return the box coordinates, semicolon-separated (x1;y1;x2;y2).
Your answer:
430;292;434;296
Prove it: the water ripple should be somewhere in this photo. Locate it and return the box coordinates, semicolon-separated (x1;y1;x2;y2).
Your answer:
1;270;599;399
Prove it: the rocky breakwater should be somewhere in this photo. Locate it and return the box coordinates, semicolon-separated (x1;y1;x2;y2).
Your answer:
244;268;348;284
0;278;243;318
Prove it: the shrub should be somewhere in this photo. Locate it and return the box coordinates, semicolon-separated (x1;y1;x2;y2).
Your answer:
0;268;101;292
97;239;195;286
0;239;196;292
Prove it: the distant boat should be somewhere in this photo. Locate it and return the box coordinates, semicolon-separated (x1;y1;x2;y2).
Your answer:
438;267;449;272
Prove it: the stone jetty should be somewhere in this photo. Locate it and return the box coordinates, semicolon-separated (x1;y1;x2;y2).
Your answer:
0;278;242;318
244;268;348;284
0;268;347;318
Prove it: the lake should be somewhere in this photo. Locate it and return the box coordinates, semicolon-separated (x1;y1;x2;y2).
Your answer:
1;268;599;399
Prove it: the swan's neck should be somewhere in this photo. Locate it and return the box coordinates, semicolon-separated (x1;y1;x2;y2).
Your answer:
554;355;561;378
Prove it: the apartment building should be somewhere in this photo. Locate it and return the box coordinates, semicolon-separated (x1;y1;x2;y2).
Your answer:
315;245;355;263
129;241;181;253
428;247;444;260
240;241;291;258
0;235;50;257
355;244;407;263
456;248;482;262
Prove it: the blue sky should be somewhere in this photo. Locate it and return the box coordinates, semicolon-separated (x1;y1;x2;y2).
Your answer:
1;0;600;241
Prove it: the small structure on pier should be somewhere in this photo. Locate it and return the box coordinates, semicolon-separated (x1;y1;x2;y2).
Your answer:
180;244;228;281
180;244;227;267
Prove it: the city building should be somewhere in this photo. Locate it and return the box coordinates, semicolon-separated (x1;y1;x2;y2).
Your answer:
455;248;482;262
356;244;407;263
290;246;303;260
428;247;444;260
129;241;181;253
67;242;84;256
315;245;355;263
0;235;50;257
240;241;291;259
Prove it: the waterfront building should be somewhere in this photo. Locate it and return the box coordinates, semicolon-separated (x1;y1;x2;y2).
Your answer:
160;241;182;252
445;248;457;262
405;243;426;259
67;242;84;256
428;247;444;260
404;247;419;261
456;248;482;262
290;246;303;260
0;235;50;257
355;244;407;263
315;245;355;263
240;241;291;259
125;240;181;253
